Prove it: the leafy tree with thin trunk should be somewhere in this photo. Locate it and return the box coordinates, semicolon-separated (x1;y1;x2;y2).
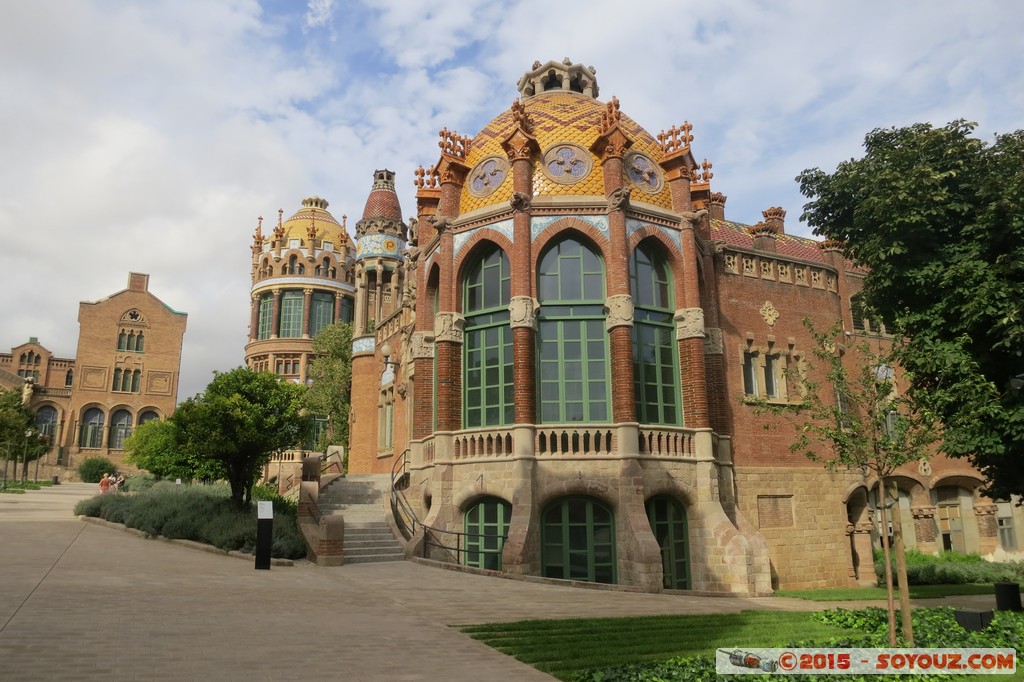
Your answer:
173;368;307;510
758;320;938;646
797;121;1024;500
0;388;47;482
303;322;353;450
124;419;223;482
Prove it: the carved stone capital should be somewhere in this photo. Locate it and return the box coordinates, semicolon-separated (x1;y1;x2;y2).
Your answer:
604;294;634;330
434;312;465;344
680;208;708;226
674;307;705;340
703;327;723;354
510;192;532;213
608;186;631;211
411;331;435;360
508;296;538;330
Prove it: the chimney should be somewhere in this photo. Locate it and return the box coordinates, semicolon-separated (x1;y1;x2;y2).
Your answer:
762;207;786;235
128;273;150;292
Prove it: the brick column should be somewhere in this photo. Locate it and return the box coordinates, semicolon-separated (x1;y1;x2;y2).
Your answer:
591;102;636;426
676;223;710;429
412;178;441;443
270;289;282;339
249;294;260;341
502;121;540;433
432;154;468;434
302;288;313;338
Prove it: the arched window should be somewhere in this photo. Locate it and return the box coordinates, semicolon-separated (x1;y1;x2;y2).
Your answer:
463;245;512;428
65;369;74;387
117;331;127;351
35;406;58;444
138;410;160;425
464;496;512;570
541;496;616;584
80;408;104;448
126;331;136;352
120;369;132;392
112;368;123;392
136;332;144;353
646;496;690;589
630;242;680;425
537;238;608;422
131;369;141;393
109;409;133;450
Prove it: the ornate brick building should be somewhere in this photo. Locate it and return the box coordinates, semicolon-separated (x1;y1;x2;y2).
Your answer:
270;60;1021;592
1;273;187;473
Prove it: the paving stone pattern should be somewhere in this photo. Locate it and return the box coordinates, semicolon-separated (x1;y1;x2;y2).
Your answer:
0;484;999;681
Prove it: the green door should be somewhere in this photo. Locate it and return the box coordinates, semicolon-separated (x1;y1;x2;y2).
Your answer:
541;497;616;584
464;497;511;570
646;496;690;589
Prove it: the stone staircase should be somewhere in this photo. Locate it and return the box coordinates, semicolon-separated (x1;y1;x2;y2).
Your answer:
318;474;405;564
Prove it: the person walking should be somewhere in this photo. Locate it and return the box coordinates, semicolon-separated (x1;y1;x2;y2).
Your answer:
99;473;112;494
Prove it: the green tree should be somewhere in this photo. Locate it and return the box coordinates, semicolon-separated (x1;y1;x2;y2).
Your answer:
303;322;353;450
759;321;938;646
124;419;223;482
797;121;1024;499
0;388;47;483
173;368;307;510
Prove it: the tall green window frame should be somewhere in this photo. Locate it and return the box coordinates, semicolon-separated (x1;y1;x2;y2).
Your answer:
340;296;354;324
542;496;616;584
279;291;304;338
80;408;104;449
537;238;609;423
109;409;133;450
36;406;57;445
645;496;690;589
463;245;512;428
309;292;334;337
464;496;511;570
257;294;273;340
630;243;681;424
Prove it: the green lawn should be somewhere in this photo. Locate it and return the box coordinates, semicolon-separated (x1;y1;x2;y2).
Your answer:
460;611;859;680
776;583;996;601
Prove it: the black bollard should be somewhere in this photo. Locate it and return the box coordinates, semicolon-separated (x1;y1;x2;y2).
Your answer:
255;501;273;570
994;582;1022;612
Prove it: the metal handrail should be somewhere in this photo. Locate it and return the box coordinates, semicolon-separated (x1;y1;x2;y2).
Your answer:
389;449;508;567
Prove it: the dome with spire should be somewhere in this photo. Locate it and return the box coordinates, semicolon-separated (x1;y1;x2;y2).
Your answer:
355;169;407;262
459;59;673;215
278;196;350;249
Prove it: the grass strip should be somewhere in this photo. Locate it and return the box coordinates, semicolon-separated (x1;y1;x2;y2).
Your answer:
776;583;996;601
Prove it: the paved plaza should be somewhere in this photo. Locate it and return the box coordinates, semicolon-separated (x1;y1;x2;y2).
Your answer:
0;484;998;681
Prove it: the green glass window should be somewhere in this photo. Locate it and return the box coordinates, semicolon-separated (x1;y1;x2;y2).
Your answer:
537;238;608;423
80;408;104;448
646;496;690;589
117;331;127;351
135;332;144;353
309;292;334;337
541;496;616;584
257;294;273;340
464;245;513;428
464;497;511;570
630;243;680;424
109;409;133;450
279;291;304;338
35;406;57;443
340;296;354;324
112;368;122;392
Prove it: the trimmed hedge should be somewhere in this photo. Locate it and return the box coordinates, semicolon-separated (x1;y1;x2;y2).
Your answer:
874;549;1024;585
78;456;116;483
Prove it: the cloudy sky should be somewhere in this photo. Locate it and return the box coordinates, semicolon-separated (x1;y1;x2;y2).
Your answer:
1;0;1021;401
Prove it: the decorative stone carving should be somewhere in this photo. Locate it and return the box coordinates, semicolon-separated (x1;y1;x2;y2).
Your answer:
467;156;508;198
411;331;435;360
918;460;933;477
604;294;634;330
674;308;705;340
680;208;708;226
509;191;532;213
508;296;538;329
608;187;631;211
428;215;453;232
703;327;723;354
542;144;592;184
724;253;738;273
759;301;779;327
624;151;664;193
434;312;465;343
352;336;375;355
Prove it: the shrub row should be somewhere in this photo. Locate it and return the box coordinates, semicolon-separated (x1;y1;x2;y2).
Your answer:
873;549;1024;585
74;481;307;559
573;606;1023;681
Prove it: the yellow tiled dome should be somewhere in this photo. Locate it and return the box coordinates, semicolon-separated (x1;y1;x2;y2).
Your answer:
460;91;672;214
280;197;350;247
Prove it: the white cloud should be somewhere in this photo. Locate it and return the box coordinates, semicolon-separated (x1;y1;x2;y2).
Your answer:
1;0;1022;399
